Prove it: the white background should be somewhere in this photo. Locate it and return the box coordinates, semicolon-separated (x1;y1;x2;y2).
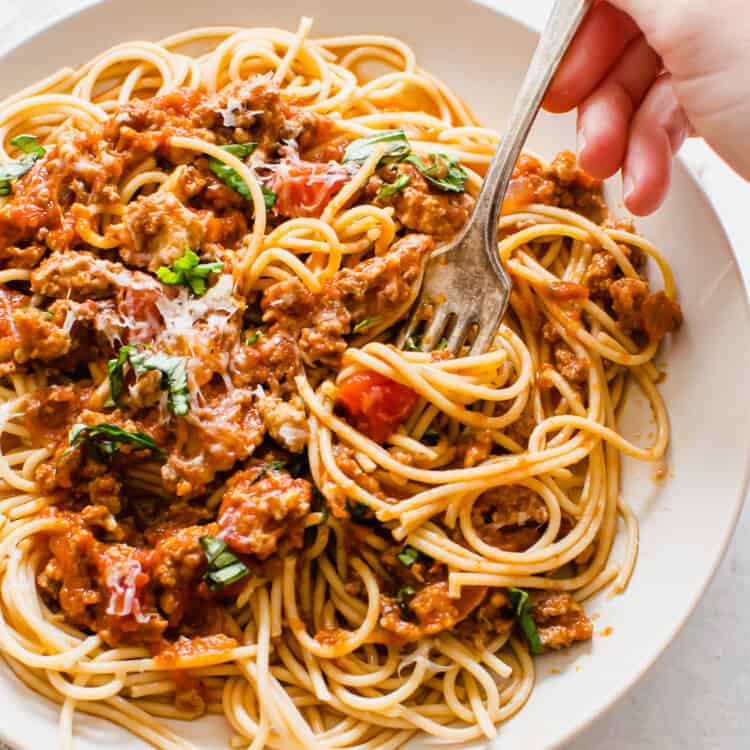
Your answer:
0;0;747;747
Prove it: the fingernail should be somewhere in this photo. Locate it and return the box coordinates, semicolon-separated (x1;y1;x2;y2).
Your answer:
623;175;634;201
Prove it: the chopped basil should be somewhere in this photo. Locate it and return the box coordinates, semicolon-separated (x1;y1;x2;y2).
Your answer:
107;346;189;416
68;423;166;462
345;500;380;527
508;587;543;656
403;336;420;352
11;134;45;158
267;460;286;471
405;152;468;193
343;129;411;166
395;585;416;616
106;344;134;406
0;135;46;196
129;350;189;416
200;535;250;591
246;330;261;345
208;143;276;208
318;502;330;526
157;249;224;296
437;337;448;350
376;173;410;201
353;316;382;334
396;545;423;567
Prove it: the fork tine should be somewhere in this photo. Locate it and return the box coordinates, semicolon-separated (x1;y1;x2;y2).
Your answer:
420;305;450;351
397;307;423;349
445;315;475;354
469;324;499;356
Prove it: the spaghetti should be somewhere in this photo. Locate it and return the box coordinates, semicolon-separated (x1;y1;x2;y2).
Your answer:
0;18;681;750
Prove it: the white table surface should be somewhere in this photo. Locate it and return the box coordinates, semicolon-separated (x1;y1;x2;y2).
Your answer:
0;0;747;748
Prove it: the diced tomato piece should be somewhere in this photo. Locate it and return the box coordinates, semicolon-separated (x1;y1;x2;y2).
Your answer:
336;371;418;443
117;287;163;343
269;158;352;219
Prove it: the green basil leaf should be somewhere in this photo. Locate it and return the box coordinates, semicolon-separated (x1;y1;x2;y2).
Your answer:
208;143;276;209
69;423;166;462
246;330;261;345
156;249;224;297
396;545;422;567
395;585;416;616
0;135;46;195
345;500;381;527
376;173;410;201
405;152;467;193
508;587;543;656
11;134;45;158
353;315;382;334
128;350;189;416
200;535;250;591
106;344;134;406
343;129;411;166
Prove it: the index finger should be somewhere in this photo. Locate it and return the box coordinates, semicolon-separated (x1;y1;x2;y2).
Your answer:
543;1;641;113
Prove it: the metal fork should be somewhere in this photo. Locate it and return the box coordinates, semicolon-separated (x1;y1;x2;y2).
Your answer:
399;0;593;355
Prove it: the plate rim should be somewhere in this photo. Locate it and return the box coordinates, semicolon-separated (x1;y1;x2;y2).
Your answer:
0;2;748;749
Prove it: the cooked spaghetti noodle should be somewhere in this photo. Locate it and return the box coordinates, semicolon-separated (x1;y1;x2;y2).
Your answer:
0;18;681;750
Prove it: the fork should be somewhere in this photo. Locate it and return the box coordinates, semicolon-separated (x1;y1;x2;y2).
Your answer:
399;0;593;355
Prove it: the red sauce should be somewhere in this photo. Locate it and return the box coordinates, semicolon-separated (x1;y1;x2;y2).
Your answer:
548;281;589;301
336;370;418;443
269;158;352;219
153;633;238;668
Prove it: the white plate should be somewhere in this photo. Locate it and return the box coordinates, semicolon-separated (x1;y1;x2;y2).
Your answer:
1;2;749;749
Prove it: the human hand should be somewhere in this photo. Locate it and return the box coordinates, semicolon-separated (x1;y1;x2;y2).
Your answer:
544;0;750;214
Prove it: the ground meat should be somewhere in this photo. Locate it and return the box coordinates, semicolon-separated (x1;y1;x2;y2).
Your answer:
502;406;536;448
530;591;593;650
262;233;431;368
217;465;311;559
609;278;682;342
151;523;217;624
23;383;91;448
472;485;548;552
30;249;158;301
163;387;265;498
38;511;167;647
380;582;486;643
230;331;300;393
502;151;605;222
262;276;350;368
119;191;205;271
87;474;124;514
366;163;474;240
0;288;72;373
0;243;46;269
553;344;588;383
458;429;493;468
456;589;514;646
583;250;619;302
0;128;126;262
256;392;309;452
336;233;433;325
196;76;286;153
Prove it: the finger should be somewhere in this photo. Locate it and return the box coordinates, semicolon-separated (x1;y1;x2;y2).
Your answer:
577;35;661;179
543;1;641;113
622;75;692;215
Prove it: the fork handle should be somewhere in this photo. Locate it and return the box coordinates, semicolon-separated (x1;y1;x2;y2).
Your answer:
473;0;593;255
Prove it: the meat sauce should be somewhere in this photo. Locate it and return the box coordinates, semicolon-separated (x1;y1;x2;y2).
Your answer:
0;69;659;665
